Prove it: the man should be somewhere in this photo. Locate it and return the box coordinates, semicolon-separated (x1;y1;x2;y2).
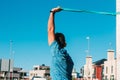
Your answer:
48;7;74;80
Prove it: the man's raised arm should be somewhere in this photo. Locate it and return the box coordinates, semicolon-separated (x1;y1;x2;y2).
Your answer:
48;7;62;45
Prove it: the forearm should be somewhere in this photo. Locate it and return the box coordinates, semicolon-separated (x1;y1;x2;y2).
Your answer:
48;12;55;33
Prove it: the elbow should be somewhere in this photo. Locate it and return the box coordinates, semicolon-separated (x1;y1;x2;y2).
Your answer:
48;26;54;32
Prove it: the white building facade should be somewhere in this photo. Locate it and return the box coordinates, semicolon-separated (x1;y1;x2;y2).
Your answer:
116;0;120;79
104;50;116;80
29;65;50;80
83;56;94;80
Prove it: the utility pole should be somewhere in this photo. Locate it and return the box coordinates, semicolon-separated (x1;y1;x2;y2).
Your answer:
86;36;90;56
9;40;14;80
116;0;120;79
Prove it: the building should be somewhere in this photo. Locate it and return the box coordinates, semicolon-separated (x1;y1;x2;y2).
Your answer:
0;59;13;80
116;1;120;79
93;59;107;80
29;64;50;80
72;68;79;80
103;49;116;80
0;59;28;80
80;47;117;80
83;56;94;80
12;67;28;80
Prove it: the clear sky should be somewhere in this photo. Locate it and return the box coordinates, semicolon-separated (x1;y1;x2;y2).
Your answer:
0;0;116;71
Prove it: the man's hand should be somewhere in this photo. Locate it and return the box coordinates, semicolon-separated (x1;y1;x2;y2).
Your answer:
51;6;62;13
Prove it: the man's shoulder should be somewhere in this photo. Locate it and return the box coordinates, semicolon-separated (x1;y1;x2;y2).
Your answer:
50;40;58;48
50;40;60;56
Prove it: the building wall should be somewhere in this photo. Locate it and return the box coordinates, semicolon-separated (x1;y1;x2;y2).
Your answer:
104;50;116;80
0;59;14;80
95;66;102;80
29;65;50;80
29;70;46;79
0;59;13;72
83;56;94;79
116;0;120;79
0;59;28;80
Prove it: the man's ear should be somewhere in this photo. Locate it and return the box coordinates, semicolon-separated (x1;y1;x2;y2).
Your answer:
64;42;67;47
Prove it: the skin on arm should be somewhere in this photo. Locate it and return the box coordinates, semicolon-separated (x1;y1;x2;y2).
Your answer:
48;11;55;45
48;7;62;45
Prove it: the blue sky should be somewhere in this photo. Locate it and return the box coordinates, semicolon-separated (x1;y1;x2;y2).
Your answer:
0;0;116;71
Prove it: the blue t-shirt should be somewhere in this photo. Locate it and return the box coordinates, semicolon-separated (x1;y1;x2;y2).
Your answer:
50;41;74;80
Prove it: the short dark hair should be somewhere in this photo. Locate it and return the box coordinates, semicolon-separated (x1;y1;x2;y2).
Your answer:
55;33;66;48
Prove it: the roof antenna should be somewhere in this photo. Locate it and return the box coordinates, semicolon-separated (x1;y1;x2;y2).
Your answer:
109;42;112;50
86;36;90;57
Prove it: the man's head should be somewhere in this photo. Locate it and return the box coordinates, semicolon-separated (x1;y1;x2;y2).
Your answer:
55;33;66;48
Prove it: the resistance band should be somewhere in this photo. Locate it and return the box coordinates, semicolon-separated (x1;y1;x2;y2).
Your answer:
61;8;120;16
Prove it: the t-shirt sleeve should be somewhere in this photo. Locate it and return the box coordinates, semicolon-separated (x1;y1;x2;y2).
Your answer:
50;40;59;56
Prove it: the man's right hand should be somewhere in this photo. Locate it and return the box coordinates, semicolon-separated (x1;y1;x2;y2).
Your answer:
51;6;62;13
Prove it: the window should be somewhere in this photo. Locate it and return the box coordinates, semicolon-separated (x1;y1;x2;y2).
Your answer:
111;66;113;73
34;67;38;70
106;67;108;74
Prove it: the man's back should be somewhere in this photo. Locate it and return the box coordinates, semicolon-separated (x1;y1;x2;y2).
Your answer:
50;41;74;80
